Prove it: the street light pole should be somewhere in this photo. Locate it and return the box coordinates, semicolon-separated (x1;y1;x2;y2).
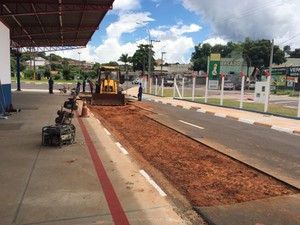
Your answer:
136;22;160;77
78;52;81;79
136;22;151;77
160;51;166;75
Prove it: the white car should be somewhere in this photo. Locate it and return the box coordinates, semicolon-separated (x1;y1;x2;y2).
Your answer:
248;81;256;90
132;78;141;84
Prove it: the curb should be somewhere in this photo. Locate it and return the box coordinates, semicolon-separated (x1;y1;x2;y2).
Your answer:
127;94;300;136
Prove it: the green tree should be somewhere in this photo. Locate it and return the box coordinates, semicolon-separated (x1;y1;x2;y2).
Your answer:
102;61;119;66
289;48;300;58
118;53;132;74
62;68;72;80
92;62;100;71
49;53;62;62
283;45;291;55
44;68;51;79
131;44;156;73
191;42;242;72
243;39;286;68
20;52;31;62
23;68;34;79
190;43;212;72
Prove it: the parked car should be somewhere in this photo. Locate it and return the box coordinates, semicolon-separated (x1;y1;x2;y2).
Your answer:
164;79;174;87
223;81;235;90
248;81;256;90
132;78;141;84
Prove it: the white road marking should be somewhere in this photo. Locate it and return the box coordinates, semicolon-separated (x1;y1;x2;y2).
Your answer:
116;142;129;155
90;112;94;117
183;106;191;110
179;120;204;129
196;109;206;113
271;126;294;134
238;118;255;124
104;128;111;135
215;113;227;118
96;119;101;124
139;170;167;197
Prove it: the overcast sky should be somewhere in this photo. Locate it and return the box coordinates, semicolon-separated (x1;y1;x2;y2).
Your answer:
54;0;300;65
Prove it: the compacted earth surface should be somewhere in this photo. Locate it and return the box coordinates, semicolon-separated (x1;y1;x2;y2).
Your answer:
88;101;298;208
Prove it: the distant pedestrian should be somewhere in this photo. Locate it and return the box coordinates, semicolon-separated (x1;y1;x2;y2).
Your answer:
48;77;54;94
82;79;86;92
89;80;94;93
138;83;143;101
274;80;278;94
76;81;81;95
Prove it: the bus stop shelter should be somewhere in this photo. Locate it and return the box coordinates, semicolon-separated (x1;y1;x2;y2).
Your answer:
0;0;114;112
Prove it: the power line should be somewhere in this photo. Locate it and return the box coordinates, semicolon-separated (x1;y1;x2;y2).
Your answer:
278;32;300;46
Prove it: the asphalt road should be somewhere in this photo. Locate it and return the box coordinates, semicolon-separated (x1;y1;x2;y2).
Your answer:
143;100;300;187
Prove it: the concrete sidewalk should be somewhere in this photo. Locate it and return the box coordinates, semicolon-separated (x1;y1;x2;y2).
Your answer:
0;91;201;225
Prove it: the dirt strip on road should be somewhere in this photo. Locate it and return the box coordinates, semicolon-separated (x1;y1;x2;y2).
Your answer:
89;101;298;208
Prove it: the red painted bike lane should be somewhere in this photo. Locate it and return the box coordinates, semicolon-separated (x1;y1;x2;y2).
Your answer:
76;111;130;225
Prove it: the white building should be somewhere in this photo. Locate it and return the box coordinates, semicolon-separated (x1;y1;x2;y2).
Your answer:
25;57;49;68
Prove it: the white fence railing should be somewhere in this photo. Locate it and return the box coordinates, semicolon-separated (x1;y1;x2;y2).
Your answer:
142;75;300;118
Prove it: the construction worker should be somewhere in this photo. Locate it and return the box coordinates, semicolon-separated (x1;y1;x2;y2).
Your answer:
82;78;86;92
138;83;143;101
274;80;278;94
89;80;94;93
48;77;54;94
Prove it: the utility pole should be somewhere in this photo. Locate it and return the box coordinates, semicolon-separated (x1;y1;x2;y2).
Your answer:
264;39;274;113
160;51;166;75
148;39;160;77
78;52;81;79
136;22;160;92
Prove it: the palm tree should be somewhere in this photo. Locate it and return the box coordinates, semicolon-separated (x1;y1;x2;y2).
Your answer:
118;53;131;75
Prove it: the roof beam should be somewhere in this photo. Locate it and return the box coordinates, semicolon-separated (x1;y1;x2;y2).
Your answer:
11;45;85;53
12;37;90;46
1;2;113;17
31;3;50;46
11;26;99;38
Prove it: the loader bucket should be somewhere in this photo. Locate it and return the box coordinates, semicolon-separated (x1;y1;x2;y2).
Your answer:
91;93;125;106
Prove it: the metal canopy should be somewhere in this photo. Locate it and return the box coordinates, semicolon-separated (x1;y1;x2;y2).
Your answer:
0;0;114;52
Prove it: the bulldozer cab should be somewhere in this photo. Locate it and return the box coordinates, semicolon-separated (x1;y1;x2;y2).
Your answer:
98;66;119;94
92;66;125;105
99;69;118;81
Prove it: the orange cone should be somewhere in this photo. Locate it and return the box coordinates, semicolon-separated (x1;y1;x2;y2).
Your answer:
80;99;89;117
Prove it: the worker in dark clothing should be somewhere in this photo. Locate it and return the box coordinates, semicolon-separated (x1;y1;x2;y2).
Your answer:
138;83;143;101
89;80;94;93
274;80;278;94
76;81;81;95
82;79;86;92
48;77;54;94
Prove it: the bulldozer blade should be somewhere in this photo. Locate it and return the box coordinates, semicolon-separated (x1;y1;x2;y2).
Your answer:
91;93;125;106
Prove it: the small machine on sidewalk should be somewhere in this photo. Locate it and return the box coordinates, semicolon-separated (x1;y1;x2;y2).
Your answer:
42;97;77;147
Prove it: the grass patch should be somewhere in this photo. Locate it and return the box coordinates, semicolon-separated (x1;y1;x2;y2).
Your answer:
11;77;77;84
193;98;297;117
150;88;298;117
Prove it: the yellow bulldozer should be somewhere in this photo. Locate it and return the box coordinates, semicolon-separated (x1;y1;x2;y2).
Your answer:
91;66;125;105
